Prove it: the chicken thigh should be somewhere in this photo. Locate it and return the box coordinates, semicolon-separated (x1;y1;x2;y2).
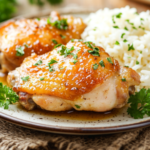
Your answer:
0;11;86;72
7;40;140;112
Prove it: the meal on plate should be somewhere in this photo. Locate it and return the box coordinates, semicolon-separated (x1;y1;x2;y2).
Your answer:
0;6;150;119
0;11;86;72
7;40;140;111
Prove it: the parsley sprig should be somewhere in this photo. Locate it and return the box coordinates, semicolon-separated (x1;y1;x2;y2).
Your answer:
0;83;19;109
127;88;150;119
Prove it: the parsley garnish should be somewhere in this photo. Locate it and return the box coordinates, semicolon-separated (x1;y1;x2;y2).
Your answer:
123;39;128;43
34;60;42;66
107;57;113;65
127;88;150;119
92;63;99;70
16;46;25;56
121;33;125;38
84;41;93;49
24;43;29;48
60;67;64;70
58;46;74;57
36;18;40;21
93;27;97;31
0;83;19;109
113;26;119;29
99;60;105;67
75;104;80;109
71;39;74;42
21;76;30;82
140;51;142;54
39;77;44;81
124;65;129;68
140;18;144;21
116;13;122;18
48;59;58;72
73;54;78;59
47;17;68;30
72;59;78;64
52;39;58;44
124;27;128;31
132;26;137;30
136;61;139;65
121;78;126;82
54;44;63;48
128;44;135;51
60;34;66;39
115;41;120;45
88;47;100;57
112;15;116;24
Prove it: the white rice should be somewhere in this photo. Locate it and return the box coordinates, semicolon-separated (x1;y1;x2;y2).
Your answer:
82;6;150;91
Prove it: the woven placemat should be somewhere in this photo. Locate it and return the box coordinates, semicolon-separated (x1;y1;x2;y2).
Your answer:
0;119;150;150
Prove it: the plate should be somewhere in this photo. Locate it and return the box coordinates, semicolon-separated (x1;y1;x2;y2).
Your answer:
0;12;150;135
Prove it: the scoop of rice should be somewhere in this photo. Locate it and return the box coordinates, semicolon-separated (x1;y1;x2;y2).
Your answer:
82;6;150;91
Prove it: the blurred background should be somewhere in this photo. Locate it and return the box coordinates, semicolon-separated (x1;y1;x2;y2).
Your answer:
0;0;150;23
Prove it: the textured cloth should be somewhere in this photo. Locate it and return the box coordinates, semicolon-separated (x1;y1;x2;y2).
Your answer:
0;119;150;150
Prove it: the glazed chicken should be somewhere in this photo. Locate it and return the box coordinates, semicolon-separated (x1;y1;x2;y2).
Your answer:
0;11;86;72
7;41;140;112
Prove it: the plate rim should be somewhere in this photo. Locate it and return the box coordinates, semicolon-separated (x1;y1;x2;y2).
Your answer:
0;111;149;135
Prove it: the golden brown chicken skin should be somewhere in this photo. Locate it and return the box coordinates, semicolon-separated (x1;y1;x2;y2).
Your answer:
0;11;86;72
7;41;140;112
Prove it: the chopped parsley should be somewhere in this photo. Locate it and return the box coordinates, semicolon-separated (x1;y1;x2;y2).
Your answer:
123;39;128;43
126;19;130;23
84;41;93;49
16;46;25;56
75;104;80;109
24;43;29;48
121;78;126;82
92;63;99;70
124;65;129;68
135;12;139;15
60;34;66;39
88;47;100;57
36;18;40;21
0;83;19;109
48;59;58;72
47;17;68;30
132;26;137;30
107;57;113;65
140;18;144;21
116;12;122;18
136;61;139;65
140;51;142;54
54;44;63;49
112;15;116;24
58;46;74;57
99;60;105;67
73;54;78;59
52;39;58;44
128;44;135;51
124;27;128;31
71;39;74;42
121;33;125;38
113;26;119;29
72;59;78;64
34;60;42;66
93;27;97;31
39;77;44;81
115;41;120;45
127;88;150;119
21;76;30;82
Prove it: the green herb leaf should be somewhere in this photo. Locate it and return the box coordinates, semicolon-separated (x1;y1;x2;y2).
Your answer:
72;59;78;64
60;67;64;70
36;18;40;21
132;26;137;30
73;54;78;59
0;82;19;109
48;59;58;72
47;17;68;30
140;18;144;21
34;60;42;66
52;39;58;44
71;39;74;42
93;27;97;31
60;34;66;39
124;65;129;68
99;60;105;67
39;77;44;81
112;15;116;24
92;63;99;70
123;39;128;43
140;51;142;54
16;46;25;56
136;60;139;65
115;41;120;45
107;57;113;65
127;88;150;119
116;13;122;18
121;78;126;82
75;104;80;109
21;76;30;82
54;43;63;48
24;43;29;48
124;27;128;31
113;26;119;29
121;33;125;38
128;44;135;51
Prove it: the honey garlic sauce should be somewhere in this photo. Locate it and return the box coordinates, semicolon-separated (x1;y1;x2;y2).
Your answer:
0;73;122;121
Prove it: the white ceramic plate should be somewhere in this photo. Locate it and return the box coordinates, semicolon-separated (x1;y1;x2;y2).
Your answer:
0;13;150;135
